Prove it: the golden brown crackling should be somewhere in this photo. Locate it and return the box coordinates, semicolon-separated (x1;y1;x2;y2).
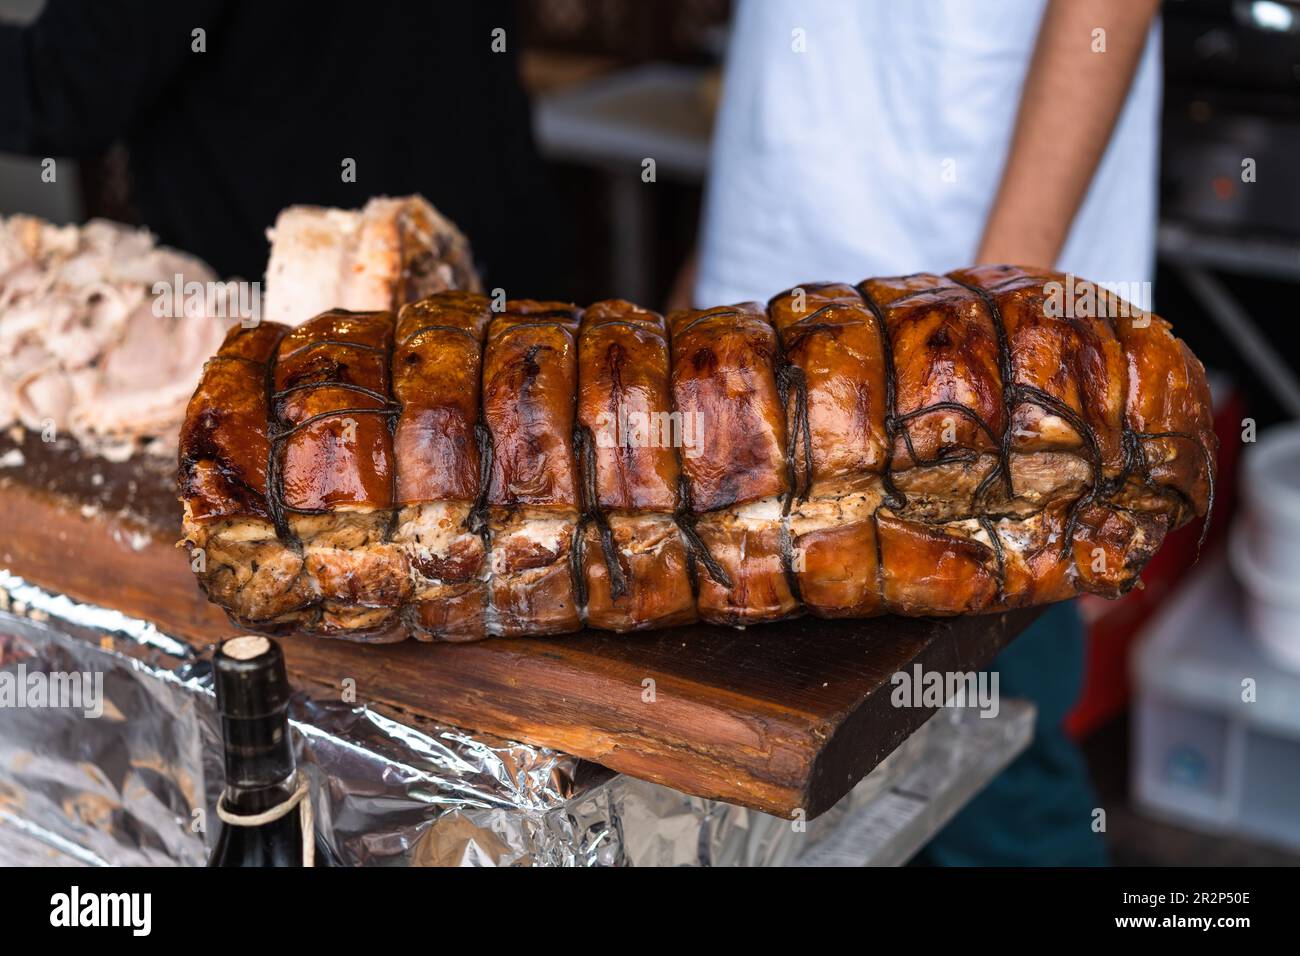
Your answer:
792;517;884;618
273;309;395;511
577;299;680;512
950;265;1126;475
768;282;888;487
573;300;695;633
861;275;1004;472
1113;310;1217;520
579;516;697;632
876;510;1000;615
180;270;1218;641
178;322;288;521
482;302;585;636
1070;502;1169;596
483;300;581;509
393;292;492;504
693;513;800;626
669;302;789;512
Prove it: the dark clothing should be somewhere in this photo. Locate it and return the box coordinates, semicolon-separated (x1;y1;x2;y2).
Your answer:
0;1;563;291
919;600;1110;867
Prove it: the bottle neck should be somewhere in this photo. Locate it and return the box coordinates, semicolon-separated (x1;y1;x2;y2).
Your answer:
219;707;297;815
222;769;298;816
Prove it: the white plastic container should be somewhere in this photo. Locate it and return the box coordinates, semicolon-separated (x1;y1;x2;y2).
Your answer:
1133;555;1300;850
1233;422;1300;670
1230;524;1300;671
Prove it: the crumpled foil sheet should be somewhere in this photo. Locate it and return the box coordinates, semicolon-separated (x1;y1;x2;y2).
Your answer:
0;572;920;866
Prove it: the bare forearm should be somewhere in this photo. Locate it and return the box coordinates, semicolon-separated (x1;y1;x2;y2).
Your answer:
666;247;699;313
976;0;1160;268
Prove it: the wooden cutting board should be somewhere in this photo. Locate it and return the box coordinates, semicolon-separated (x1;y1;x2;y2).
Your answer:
0;431;1039;817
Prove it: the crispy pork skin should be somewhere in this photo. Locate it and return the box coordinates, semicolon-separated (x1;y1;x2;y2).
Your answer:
576;300;695;631
391;292;493;640
181;268;1216;640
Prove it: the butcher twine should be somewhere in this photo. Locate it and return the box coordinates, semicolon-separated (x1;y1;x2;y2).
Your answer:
216;771;315;867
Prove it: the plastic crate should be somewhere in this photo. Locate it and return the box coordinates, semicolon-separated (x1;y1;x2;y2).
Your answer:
1131;552;1300;850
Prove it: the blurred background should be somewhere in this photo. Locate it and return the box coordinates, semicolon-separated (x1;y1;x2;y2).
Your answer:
2;0;1298;865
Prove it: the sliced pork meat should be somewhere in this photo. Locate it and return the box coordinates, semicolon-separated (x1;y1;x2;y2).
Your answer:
0;215;227;457
262;195;481;327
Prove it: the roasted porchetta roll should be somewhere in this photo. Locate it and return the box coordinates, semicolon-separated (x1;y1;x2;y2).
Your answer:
180;267;1216;640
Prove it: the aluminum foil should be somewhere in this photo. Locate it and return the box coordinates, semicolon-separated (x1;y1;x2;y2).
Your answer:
0;571;994;866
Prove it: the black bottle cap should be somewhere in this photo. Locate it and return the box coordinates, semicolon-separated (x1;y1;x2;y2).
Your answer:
214;635;294;792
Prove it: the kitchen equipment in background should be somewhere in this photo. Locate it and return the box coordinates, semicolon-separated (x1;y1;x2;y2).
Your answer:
1160;0;1300;419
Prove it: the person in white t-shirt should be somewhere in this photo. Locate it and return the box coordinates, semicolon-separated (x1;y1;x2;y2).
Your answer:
672;0;1163;865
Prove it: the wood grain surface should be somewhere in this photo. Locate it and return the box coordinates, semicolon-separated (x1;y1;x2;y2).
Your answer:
0;437;1040;817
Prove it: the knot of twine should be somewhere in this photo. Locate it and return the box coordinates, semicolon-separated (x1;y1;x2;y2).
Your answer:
216;771;315;867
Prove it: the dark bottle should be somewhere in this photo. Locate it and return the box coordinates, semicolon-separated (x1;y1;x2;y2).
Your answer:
209;635;324;867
